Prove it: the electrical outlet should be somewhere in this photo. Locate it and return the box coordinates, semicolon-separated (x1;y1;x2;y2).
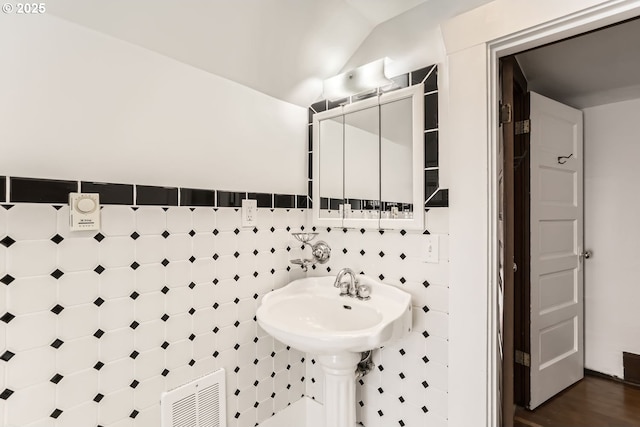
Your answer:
424;235;439;263
241;199;257;227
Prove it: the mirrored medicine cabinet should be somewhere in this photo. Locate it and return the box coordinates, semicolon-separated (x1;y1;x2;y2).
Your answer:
312;84;424;230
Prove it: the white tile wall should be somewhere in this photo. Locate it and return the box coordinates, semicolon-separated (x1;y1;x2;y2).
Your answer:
1;202;449;427
0;204;308;427
304;208;449;427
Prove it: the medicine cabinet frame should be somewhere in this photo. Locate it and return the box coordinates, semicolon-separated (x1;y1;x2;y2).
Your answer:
311;84;424;230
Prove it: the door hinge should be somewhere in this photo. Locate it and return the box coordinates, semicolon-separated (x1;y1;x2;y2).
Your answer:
515;350;531;367
500;102;512;124
515;119;530;135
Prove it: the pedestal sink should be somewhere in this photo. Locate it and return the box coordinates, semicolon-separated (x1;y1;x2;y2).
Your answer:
256;275;412;427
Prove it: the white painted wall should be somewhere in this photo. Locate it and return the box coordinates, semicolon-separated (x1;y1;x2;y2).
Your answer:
0;14;306;194
584;97;640;378
439;0;640;425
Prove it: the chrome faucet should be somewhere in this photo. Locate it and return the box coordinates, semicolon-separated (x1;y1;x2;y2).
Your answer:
334;268;358;297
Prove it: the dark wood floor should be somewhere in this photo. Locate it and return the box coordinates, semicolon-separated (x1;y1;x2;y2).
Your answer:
514;375;640;427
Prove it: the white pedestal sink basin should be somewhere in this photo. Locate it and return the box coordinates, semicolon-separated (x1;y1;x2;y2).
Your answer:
256;275;412;427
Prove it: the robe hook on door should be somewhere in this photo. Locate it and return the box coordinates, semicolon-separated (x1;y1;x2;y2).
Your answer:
557;153;573;164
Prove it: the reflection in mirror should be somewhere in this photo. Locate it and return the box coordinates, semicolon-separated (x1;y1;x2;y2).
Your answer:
344;106;379;220
318;116;343;219
380;97;413;220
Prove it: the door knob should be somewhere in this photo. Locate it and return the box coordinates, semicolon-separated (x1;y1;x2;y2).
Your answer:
581;250;592;259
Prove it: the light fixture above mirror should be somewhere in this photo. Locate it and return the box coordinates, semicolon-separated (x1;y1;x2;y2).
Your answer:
322;58;392;101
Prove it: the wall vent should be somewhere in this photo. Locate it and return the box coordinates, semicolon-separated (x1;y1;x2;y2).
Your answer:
161;368;226;427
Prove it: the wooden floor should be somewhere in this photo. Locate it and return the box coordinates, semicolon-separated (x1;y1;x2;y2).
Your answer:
514;375;640;427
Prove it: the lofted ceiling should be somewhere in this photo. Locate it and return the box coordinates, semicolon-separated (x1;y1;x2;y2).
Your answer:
46;0;492;107
516;17;640;109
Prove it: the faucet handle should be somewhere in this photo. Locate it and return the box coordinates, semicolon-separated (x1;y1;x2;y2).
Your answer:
339;281;350;296
357;284;371;300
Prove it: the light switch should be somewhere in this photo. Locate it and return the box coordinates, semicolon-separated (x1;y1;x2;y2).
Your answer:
424;235;439;263
241;199;257;227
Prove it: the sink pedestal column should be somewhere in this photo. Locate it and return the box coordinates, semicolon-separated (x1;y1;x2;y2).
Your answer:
317;353;361;427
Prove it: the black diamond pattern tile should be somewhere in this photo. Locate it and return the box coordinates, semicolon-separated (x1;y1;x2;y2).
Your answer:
51;304;64;315
0;312;15;323
94;393;104;402
50;373;64;384
50;409;63;419
93;361;104;371
50;234;64;244
94;265;105;274
0;389;14;400
130;262;140;270
50;269;64;279
1;350;15;361
51;339;64;348
0;236;15;248
93;233;105;242
130;232;140;240
94;297;104;307
93;329;104;339
129;291;139;300
130;321;139;330
161;258;170;266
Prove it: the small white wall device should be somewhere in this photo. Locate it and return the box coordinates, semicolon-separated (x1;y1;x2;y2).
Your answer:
69;193;101;231
241;199;257;227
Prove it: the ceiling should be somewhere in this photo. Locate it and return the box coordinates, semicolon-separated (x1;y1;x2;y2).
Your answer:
516;18;640;109
46;0;491;107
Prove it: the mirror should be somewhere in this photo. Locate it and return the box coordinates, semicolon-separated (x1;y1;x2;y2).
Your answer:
344;104;380;227
312;84;424;229
318;115;343;220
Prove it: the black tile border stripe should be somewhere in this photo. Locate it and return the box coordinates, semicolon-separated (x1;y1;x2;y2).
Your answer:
0;176;5;203
81;182;133;205
10;177;78;204
0;176;307;209
136;185;178;206
308;63;448;209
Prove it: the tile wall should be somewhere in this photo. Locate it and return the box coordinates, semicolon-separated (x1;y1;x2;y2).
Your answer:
304;208;449;427
1;62;449;427
0;202;309;427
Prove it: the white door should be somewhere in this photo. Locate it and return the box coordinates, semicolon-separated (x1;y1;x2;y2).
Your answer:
529;92;584;409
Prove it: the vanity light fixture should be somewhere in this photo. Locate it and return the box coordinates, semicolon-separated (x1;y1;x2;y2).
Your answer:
322;58;392;101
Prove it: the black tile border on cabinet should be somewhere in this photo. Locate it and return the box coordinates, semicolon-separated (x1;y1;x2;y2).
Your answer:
81;182;133;205
307;63;448;210
296;195;308;209
10;177;77;204
136;185;178;206
0;176;308;209
426;189;449;208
